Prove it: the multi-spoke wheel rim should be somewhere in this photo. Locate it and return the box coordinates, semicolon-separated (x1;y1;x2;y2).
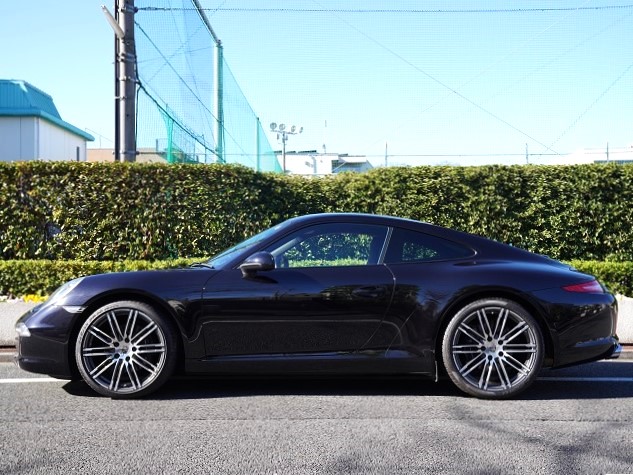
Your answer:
80;308;167;394
450;306;539;393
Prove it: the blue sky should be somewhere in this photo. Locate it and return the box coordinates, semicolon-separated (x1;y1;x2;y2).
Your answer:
2;1;632;166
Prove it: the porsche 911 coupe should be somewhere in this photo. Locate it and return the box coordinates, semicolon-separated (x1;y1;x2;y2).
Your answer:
15;213;621;399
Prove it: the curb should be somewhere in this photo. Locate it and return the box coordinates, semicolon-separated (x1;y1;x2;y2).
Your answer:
0;348;14;363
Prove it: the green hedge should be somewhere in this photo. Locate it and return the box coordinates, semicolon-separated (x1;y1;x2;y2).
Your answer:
0;161;316;261
1;161;633;261
0;259;630;298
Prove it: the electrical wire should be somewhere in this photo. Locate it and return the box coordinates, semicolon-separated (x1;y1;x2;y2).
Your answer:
138;5;633;14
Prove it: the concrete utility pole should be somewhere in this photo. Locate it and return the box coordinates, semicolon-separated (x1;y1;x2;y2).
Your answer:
118;0;137;162
103;1;137;162
112;5;120;162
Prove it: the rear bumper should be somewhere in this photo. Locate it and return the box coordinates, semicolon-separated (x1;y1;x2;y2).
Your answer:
530;288;619;367
549;336;621;369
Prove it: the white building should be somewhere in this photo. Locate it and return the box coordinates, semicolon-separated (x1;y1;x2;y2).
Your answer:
278;150;374;176
0;79;94;162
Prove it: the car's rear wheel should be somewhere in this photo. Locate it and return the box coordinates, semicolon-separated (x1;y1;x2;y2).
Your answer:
442;298;544;399
75;301;177;398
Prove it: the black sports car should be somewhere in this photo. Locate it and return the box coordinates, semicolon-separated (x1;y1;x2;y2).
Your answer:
15;213;620;399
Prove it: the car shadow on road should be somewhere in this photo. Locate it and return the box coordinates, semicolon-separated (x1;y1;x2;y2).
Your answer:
61;361;633;400
62;375;463;399
522;361;633;400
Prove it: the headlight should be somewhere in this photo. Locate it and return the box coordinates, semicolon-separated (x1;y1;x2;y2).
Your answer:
46;277;85;306
15;322;31;337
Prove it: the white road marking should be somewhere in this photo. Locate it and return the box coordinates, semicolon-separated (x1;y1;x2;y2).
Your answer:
0;377;61;384
537;376;633;383
1;375;632;384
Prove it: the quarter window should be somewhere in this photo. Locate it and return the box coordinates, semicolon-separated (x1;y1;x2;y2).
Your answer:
385;227;473;263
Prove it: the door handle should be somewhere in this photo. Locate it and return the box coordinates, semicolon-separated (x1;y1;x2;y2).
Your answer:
352;286;387;299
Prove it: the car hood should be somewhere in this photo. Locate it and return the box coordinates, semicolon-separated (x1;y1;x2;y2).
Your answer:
59;268;218;306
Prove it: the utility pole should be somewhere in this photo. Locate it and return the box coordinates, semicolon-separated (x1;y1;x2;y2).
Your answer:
103;1;137;162
113;5;120;162
385;141;388;167
119;0;137;162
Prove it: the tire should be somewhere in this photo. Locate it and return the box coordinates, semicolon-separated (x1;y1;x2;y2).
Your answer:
75;301;178;399
442;298;544;399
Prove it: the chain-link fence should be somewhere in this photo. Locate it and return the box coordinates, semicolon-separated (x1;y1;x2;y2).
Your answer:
134;0;281;171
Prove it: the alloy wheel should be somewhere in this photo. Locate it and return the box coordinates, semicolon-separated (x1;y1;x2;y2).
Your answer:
76;301;175;398
443;299;543;398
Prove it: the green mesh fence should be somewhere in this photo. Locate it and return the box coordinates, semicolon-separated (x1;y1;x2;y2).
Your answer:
134;0;281;171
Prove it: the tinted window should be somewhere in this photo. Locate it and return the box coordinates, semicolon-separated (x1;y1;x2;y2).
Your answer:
384;227;473;263
265;223;388;268
207;220;293;268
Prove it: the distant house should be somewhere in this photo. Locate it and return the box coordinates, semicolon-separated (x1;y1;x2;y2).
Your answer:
0;79;94;162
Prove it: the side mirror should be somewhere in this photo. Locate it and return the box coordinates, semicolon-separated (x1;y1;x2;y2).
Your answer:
239;252;275;277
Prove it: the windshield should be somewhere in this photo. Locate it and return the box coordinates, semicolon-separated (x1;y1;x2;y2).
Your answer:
206;221;291;268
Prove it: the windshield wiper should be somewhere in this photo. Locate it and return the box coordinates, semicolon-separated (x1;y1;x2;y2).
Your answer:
189;262;214;269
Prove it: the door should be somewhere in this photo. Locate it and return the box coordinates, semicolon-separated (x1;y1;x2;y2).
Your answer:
200;222;394;357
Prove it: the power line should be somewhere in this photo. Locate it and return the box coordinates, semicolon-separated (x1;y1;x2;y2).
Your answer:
138;5;633;14
312;1;559;154
547;57;633;150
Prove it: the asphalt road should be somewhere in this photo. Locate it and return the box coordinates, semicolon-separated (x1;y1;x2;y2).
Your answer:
1;361;632;475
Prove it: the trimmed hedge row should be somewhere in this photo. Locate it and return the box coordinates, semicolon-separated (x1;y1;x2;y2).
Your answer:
1;259;631;298
1;161;633;261
0;161;313;261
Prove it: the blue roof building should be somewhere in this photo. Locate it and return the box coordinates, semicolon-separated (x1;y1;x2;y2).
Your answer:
0;79;94;161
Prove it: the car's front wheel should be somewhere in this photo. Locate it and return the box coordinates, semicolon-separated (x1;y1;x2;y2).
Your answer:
75;301;177;398
442;298;544;399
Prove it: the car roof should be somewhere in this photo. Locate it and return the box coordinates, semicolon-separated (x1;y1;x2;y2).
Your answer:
286;213;464;240
287;212;428;227
285;213;550;264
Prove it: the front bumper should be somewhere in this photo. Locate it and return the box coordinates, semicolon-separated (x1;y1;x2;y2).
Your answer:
14;304;80;379
15;333;73;379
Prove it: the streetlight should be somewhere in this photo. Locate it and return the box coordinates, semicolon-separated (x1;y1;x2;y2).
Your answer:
270;122;303;173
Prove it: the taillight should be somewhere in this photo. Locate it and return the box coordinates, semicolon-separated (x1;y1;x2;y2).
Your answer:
562;280;604;294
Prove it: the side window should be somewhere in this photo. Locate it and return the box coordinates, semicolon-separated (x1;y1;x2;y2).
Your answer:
385;227;473;263
266;223;388;268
